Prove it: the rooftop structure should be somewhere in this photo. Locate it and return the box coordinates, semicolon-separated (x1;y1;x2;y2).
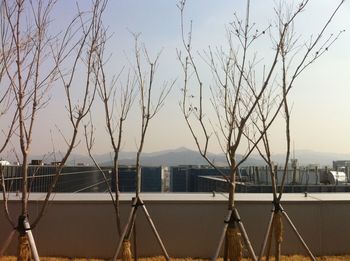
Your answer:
0;160;10;166
328;171;347;184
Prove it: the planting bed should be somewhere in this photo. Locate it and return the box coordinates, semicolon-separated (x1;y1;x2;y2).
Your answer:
2;256;350;261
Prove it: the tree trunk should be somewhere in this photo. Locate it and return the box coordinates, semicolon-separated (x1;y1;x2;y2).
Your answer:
135;152;142;198
274;212;283;261
226;160;243;261
19;154;31;261
21;154;29;216
113;155;122;236
228;160;236;210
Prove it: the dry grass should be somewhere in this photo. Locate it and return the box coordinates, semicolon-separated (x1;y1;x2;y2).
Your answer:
0;257;327;261
0;258;104;261
2;256;350;261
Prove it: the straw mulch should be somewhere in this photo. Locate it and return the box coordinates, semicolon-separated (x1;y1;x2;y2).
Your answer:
2;256;350;261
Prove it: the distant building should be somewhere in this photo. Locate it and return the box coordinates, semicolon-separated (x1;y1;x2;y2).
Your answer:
30;160;43;165
141;166;163;192
76;163;87;166
162;166;170;192
51;162;62;166
328;171;347;185
112;166;163;193
197;176;229;192
333;160;350;170
175;164;339;192
169;165;231;192
0;160;10;166
2;165;164;193
117;166;136;192
1;165;112;193
169;165;191;192
332;160;350;180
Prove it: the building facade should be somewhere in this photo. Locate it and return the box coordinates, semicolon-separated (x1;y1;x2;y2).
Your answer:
169;165;231;192
2;165;164;193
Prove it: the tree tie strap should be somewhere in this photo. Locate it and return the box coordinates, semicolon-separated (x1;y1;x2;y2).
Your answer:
272;200;283;213
132;198;144;208
16;215;31;236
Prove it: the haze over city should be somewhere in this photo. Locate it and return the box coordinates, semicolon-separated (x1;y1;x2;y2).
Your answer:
2;0;350;160
3;2;350;260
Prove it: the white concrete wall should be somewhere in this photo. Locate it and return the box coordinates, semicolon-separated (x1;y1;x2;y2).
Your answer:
1;193;350;258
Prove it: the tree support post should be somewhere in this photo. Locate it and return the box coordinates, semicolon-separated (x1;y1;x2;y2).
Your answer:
140;200;169;260
0;229;16;256
212;210;232;261
16;216;40;261
233;208;256;261
113;197;170;261
24;219;40;261
212;208;257;261
259;202;316;261
281;208;316;261
258;210;274;261
113;197;138;261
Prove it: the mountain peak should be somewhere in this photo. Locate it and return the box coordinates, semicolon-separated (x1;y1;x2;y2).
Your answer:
172;147;193;152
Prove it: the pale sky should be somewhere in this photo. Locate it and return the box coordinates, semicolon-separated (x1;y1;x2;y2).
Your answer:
3;0;350;158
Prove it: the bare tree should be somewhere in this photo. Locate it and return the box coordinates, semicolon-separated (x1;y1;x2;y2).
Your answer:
84;26;136;237
0;0;107;260
112;34;174;261
254;2;344;261
178;0;344;260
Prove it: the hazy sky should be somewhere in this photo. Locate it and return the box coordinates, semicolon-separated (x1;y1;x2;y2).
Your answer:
3;0;350;159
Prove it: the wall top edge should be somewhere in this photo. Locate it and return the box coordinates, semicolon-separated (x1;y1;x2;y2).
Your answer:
2;192;350;203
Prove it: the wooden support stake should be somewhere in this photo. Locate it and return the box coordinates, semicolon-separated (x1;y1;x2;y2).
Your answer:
133;220;138;261
233;208;257;261
0;229;16;256
24;219;40;261
282;211;316;261
113;197;170;261
265;223;273;261
113;198;138;261
212;209;257;261
126;209;138;241
141;201;170;261
212;210;232;261
258;211;274;261
223;234;228;261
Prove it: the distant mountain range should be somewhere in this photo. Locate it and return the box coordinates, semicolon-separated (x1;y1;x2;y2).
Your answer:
25;147;350;167
68;147;261;166
26;147;262;167
272;150;350;166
